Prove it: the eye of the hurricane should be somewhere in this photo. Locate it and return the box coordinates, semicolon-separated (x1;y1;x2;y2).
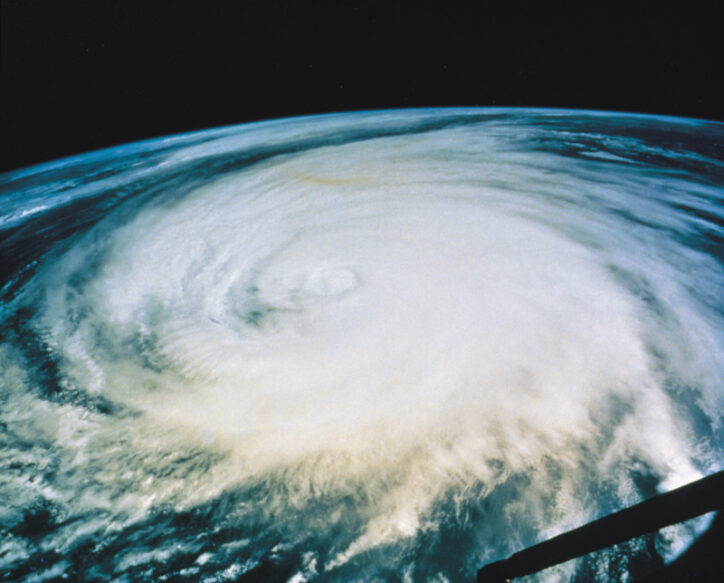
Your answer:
1;109;722;582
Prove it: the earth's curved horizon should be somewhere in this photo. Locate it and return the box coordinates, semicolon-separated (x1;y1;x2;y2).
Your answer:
1;108;722;582
5;107;722;179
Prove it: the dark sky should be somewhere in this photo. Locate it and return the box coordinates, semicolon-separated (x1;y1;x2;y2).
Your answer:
1;1;721;173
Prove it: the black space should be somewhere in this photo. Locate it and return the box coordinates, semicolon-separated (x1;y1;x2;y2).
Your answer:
1;0;721;174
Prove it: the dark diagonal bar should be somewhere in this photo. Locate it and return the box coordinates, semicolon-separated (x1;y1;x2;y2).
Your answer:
477;470;724;583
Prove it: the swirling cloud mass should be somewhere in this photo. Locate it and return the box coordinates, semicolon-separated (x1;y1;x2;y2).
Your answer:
1;109;723;582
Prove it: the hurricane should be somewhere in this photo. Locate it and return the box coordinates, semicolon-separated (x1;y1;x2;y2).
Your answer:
1;109;723;582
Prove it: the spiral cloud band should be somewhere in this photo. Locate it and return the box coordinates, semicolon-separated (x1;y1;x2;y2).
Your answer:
1;109;722;581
